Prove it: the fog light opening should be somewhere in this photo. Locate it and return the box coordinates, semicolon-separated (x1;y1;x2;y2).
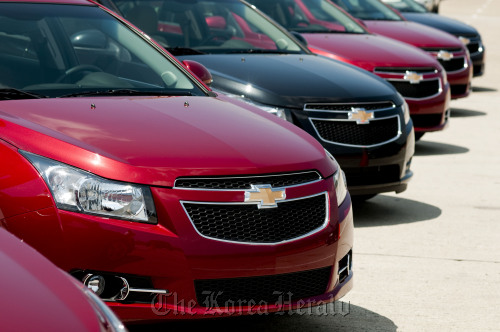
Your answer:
338;250;352;284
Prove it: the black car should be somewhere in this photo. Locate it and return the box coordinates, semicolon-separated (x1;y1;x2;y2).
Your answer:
382;0;485;77
97;0;415;198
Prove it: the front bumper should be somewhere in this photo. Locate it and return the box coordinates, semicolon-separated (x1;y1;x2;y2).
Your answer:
4;175;354;322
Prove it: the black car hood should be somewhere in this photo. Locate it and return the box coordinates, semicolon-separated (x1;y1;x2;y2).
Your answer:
403;13;478;36
178;54;401;109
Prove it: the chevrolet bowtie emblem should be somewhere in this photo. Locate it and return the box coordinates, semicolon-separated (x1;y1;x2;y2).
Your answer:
437;50;454;61
244;184;285;209
404;71;423;84
458;36;471;45
349;108;374;124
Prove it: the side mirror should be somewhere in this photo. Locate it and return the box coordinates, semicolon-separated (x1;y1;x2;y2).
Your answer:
290;31;308;47
182;60;213;86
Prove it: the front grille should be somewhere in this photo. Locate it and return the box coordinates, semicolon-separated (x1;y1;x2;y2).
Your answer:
311;116;399;146
175;171;320;189
183;194;327;244
467;42;481;54
344;165;400;186
374;67;436;74
195;267;331;307
305;102;394;112
438;57;466;72
422;47;462;53
389;79;440;99
411;113;444;128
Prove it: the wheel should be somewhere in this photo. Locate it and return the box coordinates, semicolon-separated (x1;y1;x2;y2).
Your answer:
56;64;103;83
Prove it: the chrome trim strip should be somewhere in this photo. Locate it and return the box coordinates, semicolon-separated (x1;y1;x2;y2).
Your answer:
373;68;438;75
309;115;402;148
174;171;322;191
181;192;330;246
303;101;395;113
128;288;169;294
386;77;443;101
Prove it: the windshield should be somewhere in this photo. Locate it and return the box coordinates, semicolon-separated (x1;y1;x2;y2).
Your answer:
0;3;205;98
104;0;305;55
247;0;366;34
381;0;427;13
331;0;403;21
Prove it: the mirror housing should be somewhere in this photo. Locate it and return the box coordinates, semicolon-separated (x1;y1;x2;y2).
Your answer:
182;60;213;86
71;29;108;49
290;31;308;47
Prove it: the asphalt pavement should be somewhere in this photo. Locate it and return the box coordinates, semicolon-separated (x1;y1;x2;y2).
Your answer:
128;0;500;330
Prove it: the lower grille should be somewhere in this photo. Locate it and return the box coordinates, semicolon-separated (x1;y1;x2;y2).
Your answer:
411;113;444;128
438;57;465;72
311;116;399;147
344;165;400;186
183;194;327;244
389;79;440;99
450;84;469;96
195;267;332;307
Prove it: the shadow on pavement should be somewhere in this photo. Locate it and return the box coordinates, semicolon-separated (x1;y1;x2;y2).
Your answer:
353;195;442;227
127;302;397;332
450;107;487;117
414;140;469;156
471;86;497;93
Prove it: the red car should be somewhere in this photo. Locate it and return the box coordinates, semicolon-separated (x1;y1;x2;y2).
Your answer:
0;0;353;322
332;0;472;100
0;228;127;332
249;0;450;139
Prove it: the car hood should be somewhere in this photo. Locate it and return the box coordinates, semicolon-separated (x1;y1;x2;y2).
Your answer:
0;96;334;186
364;20;464;48
303;33;440;71
178;53;399;108
0;229;101;332
402;13;479;36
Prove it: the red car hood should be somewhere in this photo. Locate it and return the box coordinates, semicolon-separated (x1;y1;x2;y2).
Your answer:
0;96;333;186
0;229;101;332
304;33;440;71
363;20;463;48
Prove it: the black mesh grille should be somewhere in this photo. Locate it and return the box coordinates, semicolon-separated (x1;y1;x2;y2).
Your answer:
175;171;320;189
344;165;400;186
374;67;436;74
467;42;480;54
195;267;332;307
450;84;469;96
389;79;440;99
438;58;466;72
184;194;326;243
411;113;444;128
422;47;462;52
305;102;394;111
312;117;399;146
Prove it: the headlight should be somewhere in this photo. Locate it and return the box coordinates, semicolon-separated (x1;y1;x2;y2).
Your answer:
22;151;157;224
403;100;411;125
213;89;288;121
83;286;128;332
324;149;348;206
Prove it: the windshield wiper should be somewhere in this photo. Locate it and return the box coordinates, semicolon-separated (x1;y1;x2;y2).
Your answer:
58;89;192;98
166;47;206;56
226;49;291;54
0;88;47;100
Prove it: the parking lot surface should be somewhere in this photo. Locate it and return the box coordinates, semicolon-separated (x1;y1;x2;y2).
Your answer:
128;0;500;330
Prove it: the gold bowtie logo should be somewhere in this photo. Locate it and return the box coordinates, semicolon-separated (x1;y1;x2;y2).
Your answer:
244;185;285;209
437;50;454;61
349;108;374;124
404;71;423;84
